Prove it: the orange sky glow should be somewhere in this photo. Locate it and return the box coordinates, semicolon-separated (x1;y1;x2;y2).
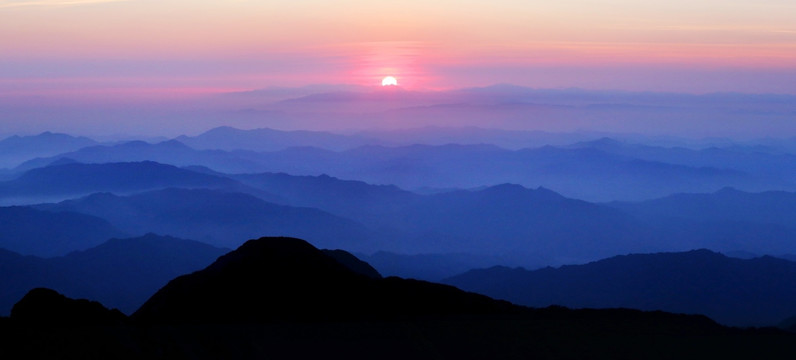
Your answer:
1;0;795;97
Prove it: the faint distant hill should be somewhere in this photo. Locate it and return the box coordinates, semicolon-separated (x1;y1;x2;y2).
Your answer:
608;188;796;255
569;137;796;184
0;206;124;257
0;234;225;315
13;139;265;174
609;187;796;228
227;175;657;263
35;188;378;252
444;249;796;326
240;143;759;201
133;236;517;323
231;172;421;224
0;132;97;169
0;161;282;205
176;126;380;152
14;138;780;201
259;85;796;138
226;173;796;265
386;184;660;261
356;126;594;149
1;161;231;199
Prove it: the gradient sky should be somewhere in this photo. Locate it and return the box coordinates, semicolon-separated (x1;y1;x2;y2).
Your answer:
2;0;796;99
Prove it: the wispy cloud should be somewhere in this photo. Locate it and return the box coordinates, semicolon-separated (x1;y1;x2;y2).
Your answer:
0;0;128;8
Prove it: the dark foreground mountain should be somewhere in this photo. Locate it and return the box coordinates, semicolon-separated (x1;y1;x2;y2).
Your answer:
10;288;127;325
0;234;226;315
444;249;796;327
133;237;514;322
2;237;795;359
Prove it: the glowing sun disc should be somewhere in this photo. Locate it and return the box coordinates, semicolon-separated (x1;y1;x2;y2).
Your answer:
381;76;398;86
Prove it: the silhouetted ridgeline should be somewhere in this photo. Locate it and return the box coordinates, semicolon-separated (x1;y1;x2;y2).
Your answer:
0;234;227;315
1;237;795;359
132;237;514;323
11;288;127;325
444;249;796;327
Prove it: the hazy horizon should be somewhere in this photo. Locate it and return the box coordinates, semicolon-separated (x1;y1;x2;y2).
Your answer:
4;1;795;138
2;83;795;140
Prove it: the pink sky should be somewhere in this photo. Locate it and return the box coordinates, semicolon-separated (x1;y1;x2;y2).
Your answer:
1;0;795;99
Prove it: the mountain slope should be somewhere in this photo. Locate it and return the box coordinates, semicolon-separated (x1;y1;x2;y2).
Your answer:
14;139;265;174
0;132;97;169
0;234;226;315
0;161;249;205
392;184;659;261
231;172;421;223
133;237;514;323
444;249;796;326
15;139;778;201
608;188;796;254
609;187;796;228
176;126;379;152
4;237;796;359
0;206;124;257
36;188;378;252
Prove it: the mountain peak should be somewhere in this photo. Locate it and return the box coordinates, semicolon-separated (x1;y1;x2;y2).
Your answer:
133;236;514;323
11;288;126;325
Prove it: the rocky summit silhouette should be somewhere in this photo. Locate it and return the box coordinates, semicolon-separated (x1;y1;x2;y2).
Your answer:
11;288;126;325
3;237;796;359
133;237;513;323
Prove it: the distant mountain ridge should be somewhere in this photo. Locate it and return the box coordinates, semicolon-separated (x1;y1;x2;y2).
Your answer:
0;160;284;206
176;126;380;152
444;249;796;326
6;158;795;267
14;134;791;201
608;188;796;255
35;188;378;252
0;206;124;257
0;132;97;169
609;187;796;228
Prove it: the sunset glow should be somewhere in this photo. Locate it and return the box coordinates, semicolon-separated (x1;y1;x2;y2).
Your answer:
0;1;794;97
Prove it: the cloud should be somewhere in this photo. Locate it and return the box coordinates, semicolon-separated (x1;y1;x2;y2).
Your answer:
0;0;128;8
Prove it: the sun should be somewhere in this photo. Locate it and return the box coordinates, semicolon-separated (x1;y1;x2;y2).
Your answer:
381;76;398;86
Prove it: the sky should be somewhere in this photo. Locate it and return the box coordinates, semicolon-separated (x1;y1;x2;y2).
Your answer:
2;0;796;100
